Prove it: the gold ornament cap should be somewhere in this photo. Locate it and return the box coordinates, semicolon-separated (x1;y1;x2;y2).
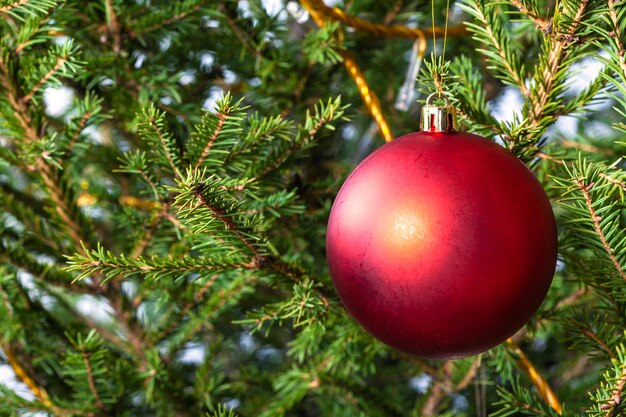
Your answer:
420;93;457;133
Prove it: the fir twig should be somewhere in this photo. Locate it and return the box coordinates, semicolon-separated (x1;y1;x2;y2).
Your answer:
576;179;626;280
129;0;208;38
21;56;67;104
421;360;453;416
607;0;626;77
194;182;261;263
194;112;225;169
456;357;482;390
104;0;121;53
509;0;551;31
0;0;28;14
528;0;589;131
579;326;618;359
81;350;105;410
64;110;91;157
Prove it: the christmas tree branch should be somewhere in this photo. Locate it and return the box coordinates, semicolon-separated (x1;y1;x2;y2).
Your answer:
302;1;393;143
66;247;253;282
461;0;530;96
129;0;208;38
528;0;589;132
0;47;156;385
81;350;105;410
21;56;67;104
605;366;626;415
576;179;626;280
104;0;121;53
509;0;551;31
194;183;262;261
165;275;258;355
1;291;89;416
154;273;220;342
0;57;92;258
579;326;617;359
0;0;28;14
219;4;265;60
421;360;453;416
589;345;626;416
148;116;181;178
64;110;91;158
256;97;346;178
607;0;626;77
129;208;168;259
0;245;94;294
36;160;89;256
301;0;466;39
0;57;38;140
456;356;482;390
194;111;226;169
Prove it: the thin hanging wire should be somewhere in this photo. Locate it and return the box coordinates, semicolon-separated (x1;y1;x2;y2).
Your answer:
432;0;452;97
442;0;451;65
431;0;437;60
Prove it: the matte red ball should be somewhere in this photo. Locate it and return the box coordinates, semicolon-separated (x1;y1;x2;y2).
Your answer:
326;131;557;359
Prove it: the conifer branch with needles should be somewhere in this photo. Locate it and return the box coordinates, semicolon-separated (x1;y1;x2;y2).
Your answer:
509;0;551;30
0;0;28;14
576;179;626;281
2;0;626;414
21;56;67;104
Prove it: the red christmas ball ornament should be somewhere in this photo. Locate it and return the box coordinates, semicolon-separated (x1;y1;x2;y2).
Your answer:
326;96;557;359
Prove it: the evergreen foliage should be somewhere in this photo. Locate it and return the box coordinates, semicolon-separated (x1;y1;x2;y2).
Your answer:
0;0;626;415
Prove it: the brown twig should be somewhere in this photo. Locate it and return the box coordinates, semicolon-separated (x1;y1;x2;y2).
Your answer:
421;360;453;416
148;116;180;177
255;107;337;179
130;1;207;38
64;111;91;158
602;363;626;416
0;0;28;14
0;57;38;140
528;0;589;131
194;111;225;169
383;0;404;25
577;179;626;280
579;326;617;360
509;0;551;31
82;351;105;409
456;356;482;390
194;183;260;261
555;286;588;310
21;57;67;104
37;159;87;256
607;0;626;78
104;0;122;53
220;5;265;59
0;46;153;384
600;173;626;190
561;139;614;156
